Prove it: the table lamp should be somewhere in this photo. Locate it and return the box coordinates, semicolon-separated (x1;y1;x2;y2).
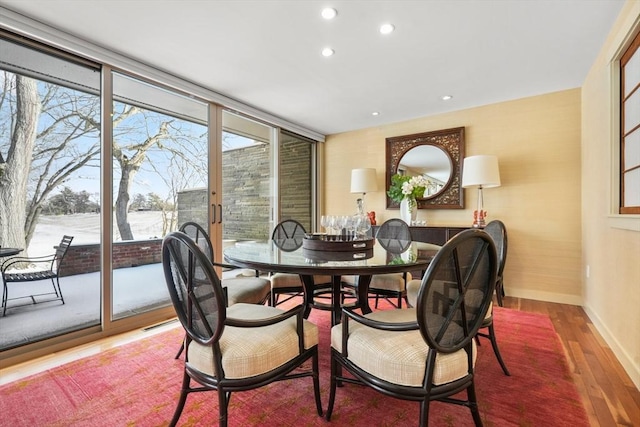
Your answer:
461;155;501;228
350;168;378;209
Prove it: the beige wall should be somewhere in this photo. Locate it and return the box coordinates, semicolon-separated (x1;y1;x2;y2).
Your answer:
324;88;583;305
581;0;640;389
324;0;640;389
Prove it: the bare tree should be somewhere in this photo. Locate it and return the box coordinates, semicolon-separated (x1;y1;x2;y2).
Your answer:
0;75;41;250
1;69;207;252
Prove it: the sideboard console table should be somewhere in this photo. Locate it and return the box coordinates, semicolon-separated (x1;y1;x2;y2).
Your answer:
370;225;468;280
371;225;468;245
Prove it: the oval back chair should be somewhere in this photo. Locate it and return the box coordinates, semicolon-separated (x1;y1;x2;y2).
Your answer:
327;229;497;426
162;231;322;426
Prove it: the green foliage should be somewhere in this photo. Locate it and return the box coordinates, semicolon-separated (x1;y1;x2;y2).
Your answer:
387;174;428;202
387;174;410;203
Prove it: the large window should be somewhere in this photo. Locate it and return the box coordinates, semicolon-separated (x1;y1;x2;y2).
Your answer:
110;72;208;320
620;31;640;214
0;35;102;349
0;29;320;362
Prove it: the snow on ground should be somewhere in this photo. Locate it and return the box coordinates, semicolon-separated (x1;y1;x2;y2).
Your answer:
29;211;166;256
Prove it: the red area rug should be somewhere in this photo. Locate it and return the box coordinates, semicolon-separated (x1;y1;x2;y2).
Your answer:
0;304;588;426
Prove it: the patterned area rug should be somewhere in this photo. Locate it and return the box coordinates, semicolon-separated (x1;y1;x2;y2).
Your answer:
0;304;588;426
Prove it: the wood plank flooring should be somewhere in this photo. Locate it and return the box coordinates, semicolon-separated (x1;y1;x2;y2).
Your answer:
502;298;640;426
1;297;638;426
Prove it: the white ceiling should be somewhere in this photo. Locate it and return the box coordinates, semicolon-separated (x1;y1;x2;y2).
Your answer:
0;0;626;136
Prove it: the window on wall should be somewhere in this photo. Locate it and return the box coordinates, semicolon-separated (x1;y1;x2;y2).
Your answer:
0;34;102;349
620;31;640;214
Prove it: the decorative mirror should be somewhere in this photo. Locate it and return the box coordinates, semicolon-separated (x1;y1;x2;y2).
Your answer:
386;127;465;209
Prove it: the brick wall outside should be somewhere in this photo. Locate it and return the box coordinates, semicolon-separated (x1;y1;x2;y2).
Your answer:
59;140;313;276
60;239;162;277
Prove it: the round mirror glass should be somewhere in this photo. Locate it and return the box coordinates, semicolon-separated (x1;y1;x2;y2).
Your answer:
397;145;453;199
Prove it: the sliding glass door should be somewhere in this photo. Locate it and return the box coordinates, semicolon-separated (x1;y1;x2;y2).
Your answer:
110;72;209;320
221;111;274;243
0;35;102;349
0;30;320;361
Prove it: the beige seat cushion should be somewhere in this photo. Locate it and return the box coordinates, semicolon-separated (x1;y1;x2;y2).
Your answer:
270;272;332;289
343;272;411;292
406;279;420;307
331;308;475;387
188;303;318;379
223;277;270;306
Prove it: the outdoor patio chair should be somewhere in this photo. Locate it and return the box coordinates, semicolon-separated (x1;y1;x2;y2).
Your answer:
326;229;497;426
1;235;74;316
162;231;322;427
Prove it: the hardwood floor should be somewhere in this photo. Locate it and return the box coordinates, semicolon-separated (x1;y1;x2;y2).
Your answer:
502;298;640;427
1;297;638;426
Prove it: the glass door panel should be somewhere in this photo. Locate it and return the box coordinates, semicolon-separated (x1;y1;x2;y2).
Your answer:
111;72;208;320
221;111;273;244
279;130;314;231
0;36;102;349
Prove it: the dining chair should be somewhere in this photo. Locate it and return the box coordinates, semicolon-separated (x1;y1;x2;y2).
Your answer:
482;220;507;306
269;219;333;307
406;220;510;376
474;219;510;375
1;235;74;316
342;218;412;308
326;229;497;426
162;231;323;427
174;222;270;358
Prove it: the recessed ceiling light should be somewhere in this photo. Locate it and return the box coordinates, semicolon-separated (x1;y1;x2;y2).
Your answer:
322;8;337;20
322;47;335;57
441;95;453;101
372;111;380;116
379;23;395;35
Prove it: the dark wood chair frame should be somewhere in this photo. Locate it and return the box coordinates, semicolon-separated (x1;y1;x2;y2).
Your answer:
162;231;323;427
370;218;412;308
326;229;497;426
475;219;510;376
174;221;269;359
483;219;507;306
269;219;334;307
1;235;74;317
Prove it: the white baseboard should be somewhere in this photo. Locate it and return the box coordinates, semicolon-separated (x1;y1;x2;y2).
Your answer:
507;288;640;390
583;304;640;390
506;288;583;306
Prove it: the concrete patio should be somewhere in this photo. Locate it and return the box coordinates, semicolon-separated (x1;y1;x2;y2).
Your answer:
0;263;169;350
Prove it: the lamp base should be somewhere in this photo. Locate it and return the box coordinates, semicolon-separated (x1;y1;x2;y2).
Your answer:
471;209;487;228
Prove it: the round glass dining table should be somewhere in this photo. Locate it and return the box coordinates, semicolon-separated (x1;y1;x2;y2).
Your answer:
224;239;439;325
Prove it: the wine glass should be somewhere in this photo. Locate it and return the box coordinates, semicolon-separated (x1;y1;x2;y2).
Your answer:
320;215;329;235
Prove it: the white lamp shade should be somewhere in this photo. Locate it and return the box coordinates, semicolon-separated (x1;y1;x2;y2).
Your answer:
461;155;501;188
350;168;378;193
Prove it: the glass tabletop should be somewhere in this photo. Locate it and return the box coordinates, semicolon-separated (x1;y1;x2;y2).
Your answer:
223;239;439;276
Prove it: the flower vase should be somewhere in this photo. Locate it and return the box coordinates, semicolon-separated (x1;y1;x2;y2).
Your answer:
400;197;417;225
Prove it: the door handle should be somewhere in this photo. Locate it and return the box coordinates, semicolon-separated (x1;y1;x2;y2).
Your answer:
211;204;216;224
218;204;223;224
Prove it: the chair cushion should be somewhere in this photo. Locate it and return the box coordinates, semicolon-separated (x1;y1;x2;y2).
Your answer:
343;273;412;292
406;279;420;307
369;272;411;292
331;308;476;387
223;277;270;306
188;303;318;379
270;273;332;289
222;268;259;279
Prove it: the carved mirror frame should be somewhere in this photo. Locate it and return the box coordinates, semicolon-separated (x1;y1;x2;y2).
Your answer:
386;127;465;209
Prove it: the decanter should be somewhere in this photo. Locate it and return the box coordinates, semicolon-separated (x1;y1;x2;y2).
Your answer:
353;198;371;240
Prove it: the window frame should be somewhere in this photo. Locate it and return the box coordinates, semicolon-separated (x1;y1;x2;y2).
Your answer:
620;31;640;214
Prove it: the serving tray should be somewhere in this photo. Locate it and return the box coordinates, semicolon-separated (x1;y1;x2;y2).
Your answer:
302;236;374;252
